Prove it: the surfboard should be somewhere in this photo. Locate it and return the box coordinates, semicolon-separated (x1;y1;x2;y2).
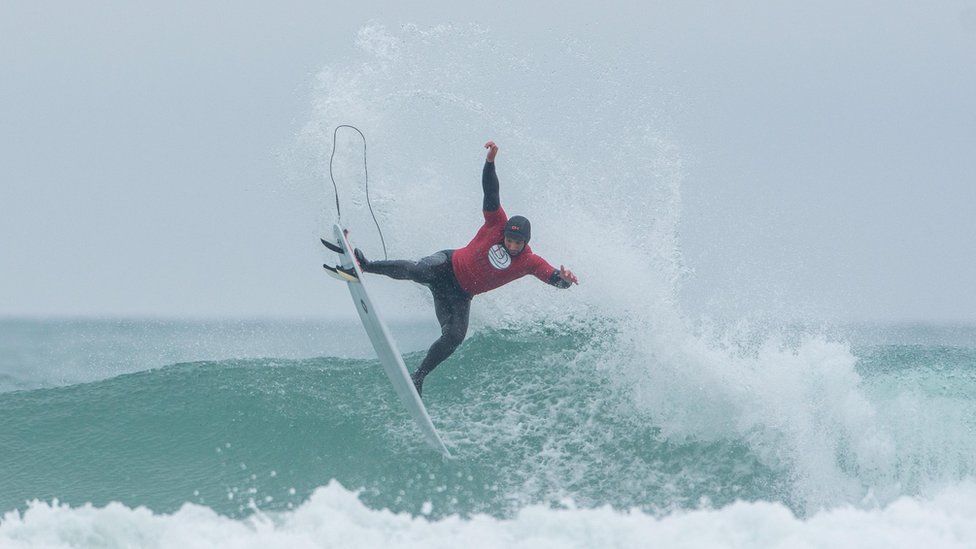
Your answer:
325;223;452;458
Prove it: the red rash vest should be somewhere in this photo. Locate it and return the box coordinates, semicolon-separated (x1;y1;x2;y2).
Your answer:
451;206;557;296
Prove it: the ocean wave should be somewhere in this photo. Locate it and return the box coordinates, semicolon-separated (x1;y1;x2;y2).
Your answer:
0;333;783;520
3;327;975;523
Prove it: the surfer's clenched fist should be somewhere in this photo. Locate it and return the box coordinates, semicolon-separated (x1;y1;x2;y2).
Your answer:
484;140;499;162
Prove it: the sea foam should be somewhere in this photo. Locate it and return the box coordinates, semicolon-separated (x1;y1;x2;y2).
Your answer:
3;480;976;549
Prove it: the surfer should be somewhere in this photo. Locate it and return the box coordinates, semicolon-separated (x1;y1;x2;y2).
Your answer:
354;141;579;396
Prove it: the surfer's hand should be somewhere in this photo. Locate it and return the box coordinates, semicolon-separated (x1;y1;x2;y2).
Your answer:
558;265;579;285
484;141;499;162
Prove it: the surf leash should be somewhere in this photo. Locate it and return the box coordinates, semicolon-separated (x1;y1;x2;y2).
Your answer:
329;124;388;260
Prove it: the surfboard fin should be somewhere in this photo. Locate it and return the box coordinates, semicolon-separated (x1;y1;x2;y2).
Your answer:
323;264;359;283
320;238;343;254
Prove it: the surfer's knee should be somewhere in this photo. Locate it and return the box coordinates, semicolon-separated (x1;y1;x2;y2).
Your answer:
441;325;466;350
419;251;448;268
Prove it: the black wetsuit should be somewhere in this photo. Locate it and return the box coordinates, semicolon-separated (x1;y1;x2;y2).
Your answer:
359;250;471;396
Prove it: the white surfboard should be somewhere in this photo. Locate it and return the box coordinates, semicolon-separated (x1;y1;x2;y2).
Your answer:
327;223;452;458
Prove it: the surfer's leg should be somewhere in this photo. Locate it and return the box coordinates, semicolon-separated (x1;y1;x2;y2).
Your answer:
411;294;471;396
360;251;447;286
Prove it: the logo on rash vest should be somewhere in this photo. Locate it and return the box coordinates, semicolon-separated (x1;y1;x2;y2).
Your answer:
487;244;511;270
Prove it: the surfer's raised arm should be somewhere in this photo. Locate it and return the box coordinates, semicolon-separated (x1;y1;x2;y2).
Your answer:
482;140;500;212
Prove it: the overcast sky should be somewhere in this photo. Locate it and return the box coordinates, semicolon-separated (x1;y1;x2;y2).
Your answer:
1;1;974;323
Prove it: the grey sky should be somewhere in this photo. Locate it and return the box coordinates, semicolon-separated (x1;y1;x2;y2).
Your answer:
1;1;974;322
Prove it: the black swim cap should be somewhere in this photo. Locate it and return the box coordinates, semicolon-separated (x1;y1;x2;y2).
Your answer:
504;216;531;243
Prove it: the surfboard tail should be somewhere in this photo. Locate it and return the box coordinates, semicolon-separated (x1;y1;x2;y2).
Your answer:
323;264;359;282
